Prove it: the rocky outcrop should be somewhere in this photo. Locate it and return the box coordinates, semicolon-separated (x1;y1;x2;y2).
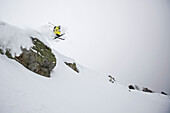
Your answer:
128;85;135;90
127;84;169;94
161;92;167;95
65;62;79;73
128;85;139;90
108;75;116;83
142;87;153;93
0;37;56;77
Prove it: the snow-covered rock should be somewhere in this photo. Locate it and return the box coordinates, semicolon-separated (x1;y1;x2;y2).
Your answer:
0;20;56;77
65;62;79;73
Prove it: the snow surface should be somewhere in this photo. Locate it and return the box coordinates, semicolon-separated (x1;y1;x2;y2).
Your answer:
0;21;170;113
0;20;33;57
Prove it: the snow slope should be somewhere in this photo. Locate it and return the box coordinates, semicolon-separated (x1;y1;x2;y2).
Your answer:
0;21;170;113
0;51;170;113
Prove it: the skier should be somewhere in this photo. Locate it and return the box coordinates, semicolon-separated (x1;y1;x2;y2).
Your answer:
48;22;66;40
53;25;65;40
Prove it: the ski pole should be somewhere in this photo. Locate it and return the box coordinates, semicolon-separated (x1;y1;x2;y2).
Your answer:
48;22;55;27
49;25;53;28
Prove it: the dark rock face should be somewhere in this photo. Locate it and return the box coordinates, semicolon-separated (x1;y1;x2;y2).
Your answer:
161;92;167;95
128;85;135;90
65;62;79;73
16;38;56;77
0;37;56;77
142;87;153;93
108;75;115;83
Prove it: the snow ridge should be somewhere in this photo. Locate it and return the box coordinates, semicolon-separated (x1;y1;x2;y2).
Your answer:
0;20;33;57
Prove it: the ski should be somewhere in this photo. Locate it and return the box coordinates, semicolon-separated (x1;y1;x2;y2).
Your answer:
54;37;65;40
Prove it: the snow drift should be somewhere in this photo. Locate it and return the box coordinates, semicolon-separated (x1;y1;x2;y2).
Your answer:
0;20;33;57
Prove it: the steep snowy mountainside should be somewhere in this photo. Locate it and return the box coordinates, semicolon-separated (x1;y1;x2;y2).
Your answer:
0;50;170;113
0;21;170;113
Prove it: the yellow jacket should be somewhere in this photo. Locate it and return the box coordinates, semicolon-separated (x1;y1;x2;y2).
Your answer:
54;26;61;35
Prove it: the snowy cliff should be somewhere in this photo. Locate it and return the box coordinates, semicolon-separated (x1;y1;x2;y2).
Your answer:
0;21;170;113
0;20;56;77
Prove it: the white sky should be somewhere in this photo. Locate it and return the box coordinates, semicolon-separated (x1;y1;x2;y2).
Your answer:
0;0;170;94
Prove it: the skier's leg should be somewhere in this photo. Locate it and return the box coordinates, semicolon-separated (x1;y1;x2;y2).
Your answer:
54;36;58;39
59;33;65;37
54;34;60;39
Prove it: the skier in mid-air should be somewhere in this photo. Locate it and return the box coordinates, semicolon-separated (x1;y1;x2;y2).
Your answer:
53;25;65;40
48;22;65;40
